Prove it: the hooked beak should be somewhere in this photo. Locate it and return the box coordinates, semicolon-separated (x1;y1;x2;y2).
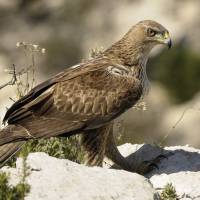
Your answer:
163;31;172;49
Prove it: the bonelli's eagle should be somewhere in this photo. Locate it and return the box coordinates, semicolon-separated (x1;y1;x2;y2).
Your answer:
0;20;171;174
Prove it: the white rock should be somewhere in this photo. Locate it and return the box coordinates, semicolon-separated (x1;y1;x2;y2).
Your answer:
149;146;200;200
1;144;199;200
106;144;200;200
1;152;159;200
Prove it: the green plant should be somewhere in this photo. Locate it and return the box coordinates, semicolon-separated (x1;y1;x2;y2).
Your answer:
3;42;84;167
161;183;178;200
20;136;84;163
0;163;30;200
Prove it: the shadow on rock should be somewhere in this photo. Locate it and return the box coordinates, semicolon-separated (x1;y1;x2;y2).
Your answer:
109;144;200;177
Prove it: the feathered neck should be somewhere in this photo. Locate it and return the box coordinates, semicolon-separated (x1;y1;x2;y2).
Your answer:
103;32;153;67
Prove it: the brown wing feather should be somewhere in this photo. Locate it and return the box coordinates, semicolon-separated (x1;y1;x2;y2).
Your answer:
3;57;141;140
3;78;55;123
3;57;109;123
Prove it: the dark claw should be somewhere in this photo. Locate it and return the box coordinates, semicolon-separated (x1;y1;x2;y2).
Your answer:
137;152;174;174
158;152;174;160
157;154;168;160
149;163;159;170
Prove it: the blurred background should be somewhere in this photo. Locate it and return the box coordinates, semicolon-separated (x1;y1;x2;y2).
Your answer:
0;0;199;147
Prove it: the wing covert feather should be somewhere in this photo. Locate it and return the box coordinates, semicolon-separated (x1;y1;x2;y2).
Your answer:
3;57;142;138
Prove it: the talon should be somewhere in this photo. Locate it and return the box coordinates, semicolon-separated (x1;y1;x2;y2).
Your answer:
149;163;159;170
157;152;174;160
136;152;174;174
157;154;167;159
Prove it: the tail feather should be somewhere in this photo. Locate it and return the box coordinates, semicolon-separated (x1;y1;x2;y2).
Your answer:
0;124;28;166
0;141;25;166
0;125;30;146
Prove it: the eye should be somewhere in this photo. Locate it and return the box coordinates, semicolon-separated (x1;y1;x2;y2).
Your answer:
147;28;157;37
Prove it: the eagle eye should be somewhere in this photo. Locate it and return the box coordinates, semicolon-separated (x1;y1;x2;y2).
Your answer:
147;28;157;37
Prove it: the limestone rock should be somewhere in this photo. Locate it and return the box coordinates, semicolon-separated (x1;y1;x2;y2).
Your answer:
1;152;159;200
149;145;200;200
1;143;200;200
107;144;200;200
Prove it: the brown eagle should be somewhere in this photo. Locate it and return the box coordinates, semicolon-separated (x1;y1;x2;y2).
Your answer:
0;20;171;174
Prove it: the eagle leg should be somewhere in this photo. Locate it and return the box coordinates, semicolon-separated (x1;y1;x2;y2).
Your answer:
105;124;137;172
82;123;170;175
104;124;169;175
81;125;110;167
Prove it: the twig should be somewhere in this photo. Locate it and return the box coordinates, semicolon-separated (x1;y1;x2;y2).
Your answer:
159;105;200;146
9;97;16;103
0;64;17;90
17;66;32;76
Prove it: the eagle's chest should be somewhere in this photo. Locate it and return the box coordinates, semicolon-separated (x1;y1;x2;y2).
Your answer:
109;67;150;114
86;65;147;116
104;76;143;115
